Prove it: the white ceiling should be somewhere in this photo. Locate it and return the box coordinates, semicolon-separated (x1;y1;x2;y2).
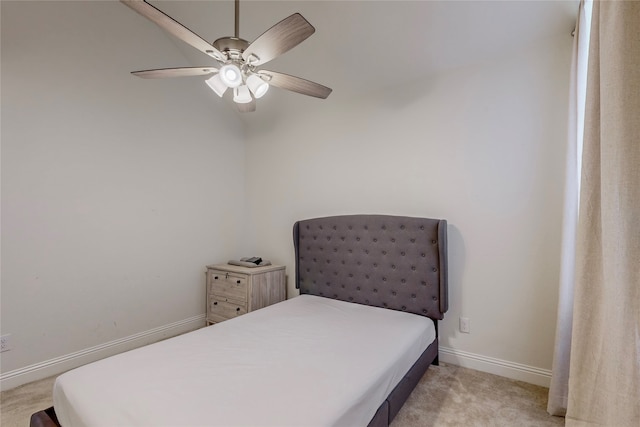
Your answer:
132;0;578;126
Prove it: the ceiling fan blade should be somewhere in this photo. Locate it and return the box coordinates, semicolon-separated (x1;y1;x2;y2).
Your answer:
242;13;315;66
132;67;217;79
259;71;332;99
236;98;256;113
120;1;223;60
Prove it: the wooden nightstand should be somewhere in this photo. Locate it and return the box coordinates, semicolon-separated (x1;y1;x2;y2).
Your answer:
205;264;286;324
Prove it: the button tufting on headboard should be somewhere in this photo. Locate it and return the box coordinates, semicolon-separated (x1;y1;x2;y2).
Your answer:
293;214;448;320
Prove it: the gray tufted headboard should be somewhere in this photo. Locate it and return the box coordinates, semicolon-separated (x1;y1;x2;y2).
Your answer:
293;214;448;320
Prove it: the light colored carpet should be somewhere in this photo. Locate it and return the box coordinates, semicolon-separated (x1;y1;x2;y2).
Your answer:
1;363;563;426
1;374;56;426
391;364;564;427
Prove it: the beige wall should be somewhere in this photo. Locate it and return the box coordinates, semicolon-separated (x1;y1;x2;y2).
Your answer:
1;1;247;380
243;34;572;383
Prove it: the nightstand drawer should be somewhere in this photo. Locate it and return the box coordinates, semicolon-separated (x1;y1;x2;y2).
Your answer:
208;271;248;301
208;298;247;322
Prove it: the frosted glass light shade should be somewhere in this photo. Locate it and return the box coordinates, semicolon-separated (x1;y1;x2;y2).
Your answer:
219;64;242;88
233;85;252;103
246;74;269;98
205;74;227;97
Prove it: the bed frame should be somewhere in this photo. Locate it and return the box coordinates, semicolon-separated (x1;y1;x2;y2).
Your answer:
31;214;448;427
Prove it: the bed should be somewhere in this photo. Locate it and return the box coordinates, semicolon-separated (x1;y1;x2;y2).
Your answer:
30;214;448;427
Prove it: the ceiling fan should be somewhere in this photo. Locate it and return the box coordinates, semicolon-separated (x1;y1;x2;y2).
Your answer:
121;0;332;112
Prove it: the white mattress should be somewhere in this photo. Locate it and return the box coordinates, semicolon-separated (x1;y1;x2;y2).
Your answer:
53;295;435;427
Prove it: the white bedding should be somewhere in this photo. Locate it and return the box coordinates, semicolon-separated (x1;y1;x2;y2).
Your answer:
53;295;435;427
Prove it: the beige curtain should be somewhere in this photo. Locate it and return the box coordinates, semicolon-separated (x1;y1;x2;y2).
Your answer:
565;1;640;426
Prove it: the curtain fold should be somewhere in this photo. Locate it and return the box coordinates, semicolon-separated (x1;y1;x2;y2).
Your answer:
547;0;591;416
565;1;640;425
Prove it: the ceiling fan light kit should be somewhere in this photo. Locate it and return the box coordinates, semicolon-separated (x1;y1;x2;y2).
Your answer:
205;74;228;97
121;0;332;112
247;74;269;98
233;85;253;104
218;63;243;88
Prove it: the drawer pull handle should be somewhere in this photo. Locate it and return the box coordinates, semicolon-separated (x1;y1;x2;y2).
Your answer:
236;307;241;312
214;276;219;280
236;280;241;284
213;302;218;305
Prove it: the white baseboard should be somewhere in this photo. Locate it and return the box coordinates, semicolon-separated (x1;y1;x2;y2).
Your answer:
0;314;206;391
439;346;552;387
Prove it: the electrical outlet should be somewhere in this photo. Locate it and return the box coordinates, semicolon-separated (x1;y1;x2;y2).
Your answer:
0;334;12;352
459;317;470;334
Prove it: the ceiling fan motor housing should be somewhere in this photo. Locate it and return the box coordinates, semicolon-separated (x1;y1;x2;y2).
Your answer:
213;37;249;61
212;36;265;95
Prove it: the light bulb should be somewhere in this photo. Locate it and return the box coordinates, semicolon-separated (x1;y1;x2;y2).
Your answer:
219;64;242;88
205;74;227;97
233;85;252;104
246;74;269;99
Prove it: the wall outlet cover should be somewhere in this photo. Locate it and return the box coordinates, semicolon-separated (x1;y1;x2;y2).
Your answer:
0;334;12;352
459;317;470;334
